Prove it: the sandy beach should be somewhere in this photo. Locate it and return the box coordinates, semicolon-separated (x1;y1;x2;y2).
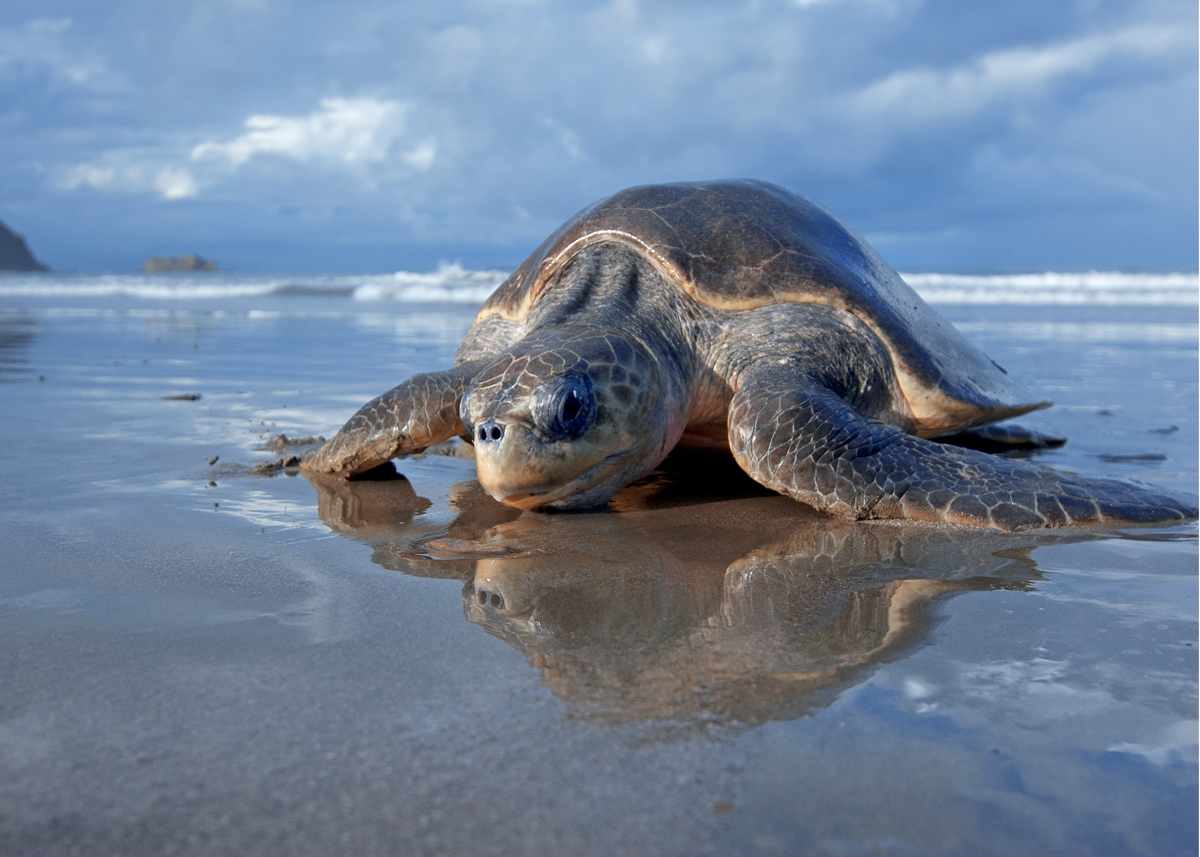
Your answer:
0;278;1196;855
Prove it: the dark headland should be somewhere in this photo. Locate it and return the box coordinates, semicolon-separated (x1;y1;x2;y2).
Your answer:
0;220;47;271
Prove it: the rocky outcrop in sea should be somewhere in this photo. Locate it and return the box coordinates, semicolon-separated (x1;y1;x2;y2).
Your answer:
143;253;218;273
0;220;48;271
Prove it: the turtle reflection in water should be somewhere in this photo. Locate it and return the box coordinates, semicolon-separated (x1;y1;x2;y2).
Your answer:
305;180;1195;529
307;463;1066;725
463;532;1032;725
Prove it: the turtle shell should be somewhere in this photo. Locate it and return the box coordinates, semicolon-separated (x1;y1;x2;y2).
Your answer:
477;180;1048;435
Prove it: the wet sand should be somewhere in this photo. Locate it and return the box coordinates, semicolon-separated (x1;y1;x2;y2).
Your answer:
0;293;1195;855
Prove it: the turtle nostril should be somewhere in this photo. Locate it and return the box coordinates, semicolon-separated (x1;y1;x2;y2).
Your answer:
476;589;504;609
477;419;504;443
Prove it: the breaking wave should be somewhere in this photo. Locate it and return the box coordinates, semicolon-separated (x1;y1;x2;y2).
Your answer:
0;265;1194;305
901;271;1198;305
0;263;508;304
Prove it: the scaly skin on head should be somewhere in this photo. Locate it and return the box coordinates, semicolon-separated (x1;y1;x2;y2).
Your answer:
460;326;685;509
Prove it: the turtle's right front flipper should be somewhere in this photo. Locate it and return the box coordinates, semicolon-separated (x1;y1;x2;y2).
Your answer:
728;369;1197;531
303;363;482;478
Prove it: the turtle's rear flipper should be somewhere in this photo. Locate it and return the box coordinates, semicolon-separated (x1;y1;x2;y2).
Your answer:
936;423;1066;455
302;363;481;478
727;372;1196;531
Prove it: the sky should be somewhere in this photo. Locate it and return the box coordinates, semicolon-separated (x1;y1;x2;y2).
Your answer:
0;0;1195;274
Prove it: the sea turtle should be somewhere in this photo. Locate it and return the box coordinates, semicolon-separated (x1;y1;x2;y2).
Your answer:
303;180;1196;530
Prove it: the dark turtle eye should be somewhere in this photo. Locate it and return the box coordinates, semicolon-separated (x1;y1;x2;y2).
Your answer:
534;373;596;441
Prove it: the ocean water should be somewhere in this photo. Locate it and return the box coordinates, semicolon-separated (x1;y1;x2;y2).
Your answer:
0;266;1196;305
0;267;1196;856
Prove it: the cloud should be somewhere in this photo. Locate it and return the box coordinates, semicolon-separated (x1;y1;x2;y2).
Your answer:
60;164;118;192
191;97;432;169
541;116;587;161
154;168;200;200
15;1;1196;269
60;160;199;201
60;96;436;202
851;23;1193;126
0;18;113;88
403;139;438;172
791;0;901;8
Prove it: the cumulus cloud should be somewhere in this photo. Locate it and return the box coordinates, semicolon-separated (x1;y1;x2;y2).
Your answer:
191;97;434;170
154;168;200;200
59;96;436;201
13;0;1196;269
851;23;1193;126
60;160;200;201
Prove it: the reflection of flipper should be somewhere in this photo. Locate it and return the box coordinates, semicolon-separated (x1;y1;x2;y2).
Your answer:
935;423;1066;454
729;374;1197;530
305;466;430;532
305;465;525;581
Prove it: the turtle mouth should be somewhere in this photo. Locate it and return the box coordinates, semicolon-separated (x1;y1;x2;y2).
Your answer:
496;447;636;510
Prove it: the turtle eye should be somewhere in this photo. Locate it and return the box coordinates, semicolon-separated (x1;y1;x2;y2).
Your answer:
535;373;596;441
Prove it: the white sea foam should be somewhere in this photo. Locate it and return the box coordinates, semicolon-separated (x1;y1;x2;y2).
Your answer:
0;267;1195;305
0;273;290;300
350;262;508;302
900;271;1199;305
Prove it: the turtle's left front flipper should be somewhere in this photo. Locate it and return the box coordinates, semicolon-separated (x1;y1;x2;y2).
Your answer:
728;371;1197;531
303;362;483;478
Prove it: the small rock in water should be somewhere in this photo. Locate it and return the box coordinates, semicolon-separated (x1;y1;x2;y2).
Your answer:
143;253;217;272
249;456;302;476
263;433;326;450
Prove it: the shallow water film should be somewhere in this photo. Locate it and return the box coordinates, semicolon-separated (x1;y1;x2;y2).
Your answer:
0;281;1196;856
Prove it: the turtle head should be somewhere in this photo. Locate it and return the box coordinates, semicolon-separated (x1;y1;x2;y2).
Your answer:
460;328;676;510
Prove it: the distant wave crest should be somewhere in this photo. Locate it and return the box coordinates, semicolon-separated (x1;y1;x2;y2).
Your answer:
901;271;1198;305
351;263;508;302
0;266;1195;305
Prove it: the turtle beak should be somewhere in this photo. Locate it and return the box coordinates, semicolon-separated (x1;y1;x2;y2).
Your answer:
472;421;610;509
495;491;551;511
